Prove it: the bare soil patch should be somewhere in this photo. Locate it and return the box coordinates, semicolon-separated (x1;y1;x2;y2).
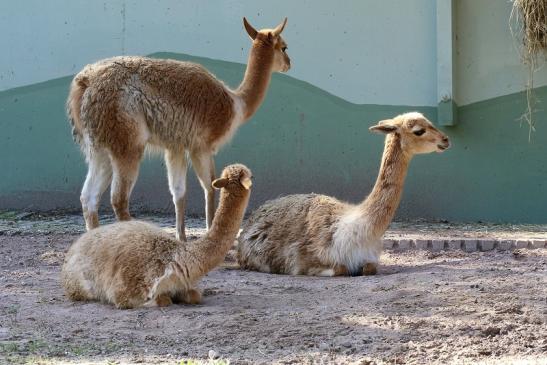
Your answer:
0;216;546;364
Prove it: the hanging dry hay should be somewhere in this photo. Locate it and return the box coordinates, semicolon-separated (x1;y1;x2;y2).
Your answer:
510;0;547;134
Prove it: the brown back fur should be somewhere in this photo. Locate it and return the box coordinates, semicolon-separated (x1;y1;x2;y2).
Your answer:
75;57;236;155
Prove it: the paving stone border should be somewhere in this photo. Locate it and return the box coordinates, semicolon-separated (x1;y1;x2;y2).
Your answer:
382;238;547;252
0;213;546;253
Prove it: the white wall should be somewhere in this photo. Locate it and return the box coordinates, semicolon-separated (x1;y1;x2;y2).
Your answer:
1;0;545;106
0;0;436;106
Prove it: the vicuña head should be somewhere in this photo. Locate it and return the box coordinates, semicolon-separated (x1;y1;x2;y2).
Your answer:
369;112;450;155
207;163;253;242
243;17;290;72
212;163;253;194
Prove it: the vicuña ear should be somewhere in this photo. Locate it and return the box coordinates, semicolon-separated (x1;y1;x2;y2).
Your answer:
240;176;252;190
243;17;258;40
272;17;287;36
369;119;398;134
212;177;229;189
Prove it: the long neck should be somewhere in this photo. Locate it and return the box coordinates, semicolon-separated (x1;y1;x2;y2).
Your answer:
235;42;274;120
360;134;411;237
207;190;249;244
186;189;249;275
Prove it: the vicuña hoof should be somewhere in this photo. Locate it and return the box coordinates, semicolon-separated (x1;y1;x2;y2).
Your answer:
83;211;100;231
362;263;377;276
156;294;173;307
183;288;202;305
173;288;202;305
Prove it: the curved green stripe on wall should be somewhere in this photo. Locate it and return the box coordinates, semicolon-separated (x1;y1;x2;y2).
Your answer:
0;52;546;222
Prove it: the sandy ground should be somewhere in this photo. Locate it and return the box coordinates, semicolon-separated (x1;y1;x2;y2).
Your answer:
0;216;546;364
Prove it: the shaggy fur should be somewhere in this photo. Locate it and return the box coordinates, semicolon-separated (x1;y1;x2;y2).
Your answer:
61;164;252;309
67;18;289;241
238;112;450;276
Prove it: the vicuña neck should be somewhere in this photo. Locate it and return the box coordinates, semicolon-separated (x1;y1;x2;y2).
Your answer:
207;190;249;243
235;42;274;120
360;133;411;237
194;190;249;274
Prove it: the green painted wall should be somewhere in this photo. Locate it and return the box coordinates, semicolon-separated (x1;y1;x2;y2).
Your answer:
1;52;545;223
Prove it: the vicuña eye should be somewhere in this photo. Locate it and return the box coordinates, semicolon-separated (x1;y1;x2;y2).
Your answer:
413;129;426;136
282;47;287;52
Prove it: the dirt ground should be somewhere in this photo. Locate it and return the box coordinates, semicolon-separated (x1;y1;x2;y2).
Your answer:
0;215;546;364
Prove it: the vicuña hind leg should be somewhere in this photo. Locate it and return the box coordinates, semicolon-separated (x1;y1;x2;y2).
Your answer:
110;149;143;221
173;288;202;305
80;148;112;230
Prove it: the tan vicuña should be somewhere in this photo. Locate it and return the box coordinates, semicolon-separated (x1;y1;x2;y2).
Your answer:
67;17;289;241
238;112;450;276
61;164;252;309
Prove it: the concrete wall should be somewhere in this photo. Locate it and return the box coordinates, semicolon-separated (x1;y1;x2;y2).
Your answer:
1;1;546;222
1;0;441;105
455;0;547;104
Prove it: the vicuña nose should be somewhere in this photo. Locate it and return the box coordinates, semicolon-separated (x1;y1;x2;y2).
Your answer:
442;136;449;143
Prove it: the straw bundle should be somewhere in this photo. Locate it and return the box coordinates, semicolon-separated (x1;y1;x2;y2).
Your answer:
510;0;547;131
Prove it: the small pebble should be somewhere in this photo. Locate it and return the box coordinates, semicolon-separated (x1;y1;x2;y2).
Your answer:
318;342;329;351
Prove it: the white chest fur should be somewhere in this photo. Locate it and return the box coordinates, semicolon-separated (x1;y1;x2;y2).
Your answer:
330;209;383;274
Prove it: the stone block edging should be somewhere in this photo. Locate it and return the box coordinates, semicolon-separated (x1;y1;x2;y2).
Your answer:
383;238;547;252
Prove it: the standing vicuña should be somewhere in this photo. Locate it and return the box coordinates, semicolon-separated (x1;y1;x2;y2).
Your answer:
61;164;252;309
67;17;289;240
238;112;450;276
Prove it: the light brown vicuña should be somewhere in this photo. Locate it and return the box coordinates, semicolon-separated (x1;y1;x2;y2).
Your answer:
238;112;450;276
67;17;289;241
61;164;252;309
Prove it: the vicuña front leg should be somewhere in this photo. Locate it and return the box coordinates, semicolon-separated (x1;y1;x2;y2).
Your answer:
165;149;189;241
362;262;378;276
191;152;216;229
155;294;173;307
173;288;202;305
307;265;349;276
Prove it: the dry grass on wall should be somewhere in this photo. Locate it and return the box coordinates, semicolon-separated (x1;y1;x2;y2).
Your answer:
510;0;547;134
